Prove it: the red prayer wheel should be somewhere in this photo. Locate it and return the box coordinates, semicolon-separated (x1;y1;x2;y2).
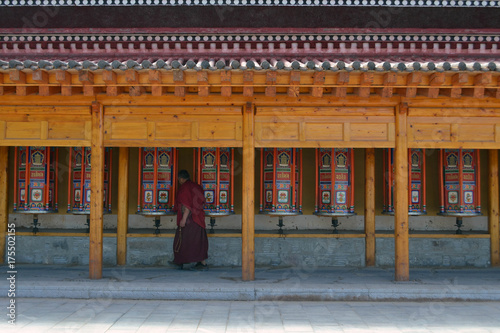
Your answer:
383;148;427;215
67;147;113;215
13;146;58;234
194;147;235;216
314;148;355;216
259;148;302;233
314;148;355;232
137;147;177;216
14;146;58;214
438;149;481;233
193;148;235;232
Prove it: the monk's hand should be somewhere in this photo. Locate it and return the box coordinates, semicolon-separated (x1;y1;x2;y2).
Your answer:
180;218;187;228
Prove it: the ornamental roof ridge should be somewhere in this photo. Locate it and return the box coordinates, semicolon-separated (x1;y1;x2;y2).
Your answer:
1;0;500;6
1;58;499;72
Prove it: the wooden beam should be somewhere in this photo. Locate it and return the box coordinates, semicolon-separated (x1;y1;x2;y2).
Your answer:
221;71;232;97
90;102;105;279
332;72;349;98
55;71;72;85
354;73;373;98
9;70;25;83
288;71;300;97
56;71;75;96
117;147;129;266
425;72;445;98
265;71;277;97
311;72;325;97
197;71;209;97
32;70;49;84
0;146;8;264
395;103;409;281
404;72;422;98
446;73;468;99
173;70;186;97
129;86;145;97
34;70;57;95
242;102;255;281
125;70;138;84
489;150;500;266
103;71;123;97
379;72;397;98
472;73;492;99
39;86;59;96
79;71;94;84
243;71;254;97
365;147;376;266
149;70;164;97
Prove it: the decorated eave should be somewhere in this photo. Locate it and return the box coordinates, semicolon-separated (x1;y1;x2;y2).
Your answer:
1;58;499;99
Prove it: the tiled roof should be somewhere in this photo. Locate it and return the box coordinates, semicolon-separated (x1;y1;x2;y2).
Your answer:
1;0;499;6
1;58;499;72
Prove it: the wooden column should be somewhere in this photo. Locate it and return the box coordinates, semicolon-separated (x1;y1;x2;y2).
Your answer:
395;103;409;281
489;150;500;266
242;102;255;281
0;147;8;264
365;148;376;266
90;102;105;279
117;147;129;266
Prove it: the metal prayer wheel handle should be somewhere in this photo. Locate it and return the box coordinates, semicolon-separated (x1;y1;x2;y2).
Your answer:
32;214;39;235
437;212;482;235
381;211;428;216
205;212;235;234
314;212;356;234
261;212;303;234
137;212;175;235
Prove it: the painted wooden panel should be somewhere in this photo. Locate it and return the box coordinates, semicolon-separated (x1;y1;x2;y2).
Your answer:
304;123;343;141
255;107;395;147
350;123;389;141
5;122;41;139
104;106;243;147
457;124;495;142
408;108;500;149
48;121;88;140
199;122;239;141
109;122;148;140
256;123;300;141
0;106;91;146
155;122;191;140
410;124;451;142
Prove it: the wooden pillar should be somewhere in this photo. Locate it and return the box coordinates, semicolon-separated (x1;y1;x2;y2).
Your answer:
395;103;409;281
0;147;8;264
489;150;500;266
242;102;255;281
117;147;129;266
365;148;376;266
90;102;105;279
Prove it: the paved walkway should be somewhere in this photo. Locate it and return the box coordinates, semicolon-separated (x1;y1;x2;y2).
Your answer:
1;264;500;301
1;298;500;332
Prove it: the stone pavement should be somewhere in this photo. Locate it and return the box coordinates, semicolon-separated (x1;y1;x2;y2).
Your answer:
1;264;500;301
1;298;500;332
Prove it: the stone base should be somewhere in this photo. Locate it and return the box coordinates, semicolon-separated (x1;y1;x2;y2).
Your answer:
10;236;491;268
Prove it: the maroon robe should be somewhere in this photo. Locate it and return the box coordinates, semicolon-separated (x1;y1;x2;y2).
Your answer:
173;180;208;264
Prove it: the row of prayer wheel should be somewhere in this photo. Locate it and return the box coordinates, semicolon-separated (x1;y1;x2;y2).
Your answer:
12;146;482;234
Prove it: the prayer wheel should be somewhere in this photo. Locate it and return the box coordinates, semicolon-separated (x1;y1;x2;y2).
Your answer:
438;149;481;234
13;146;59;233
193;147;235;233
314;148;355;233
383;148;427;215
67;147;112;232
259;148;302;234
137;147;178;234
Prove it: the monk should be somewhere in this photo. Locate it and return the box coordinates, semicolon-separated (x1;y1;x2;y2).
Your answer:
171;169;208;270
